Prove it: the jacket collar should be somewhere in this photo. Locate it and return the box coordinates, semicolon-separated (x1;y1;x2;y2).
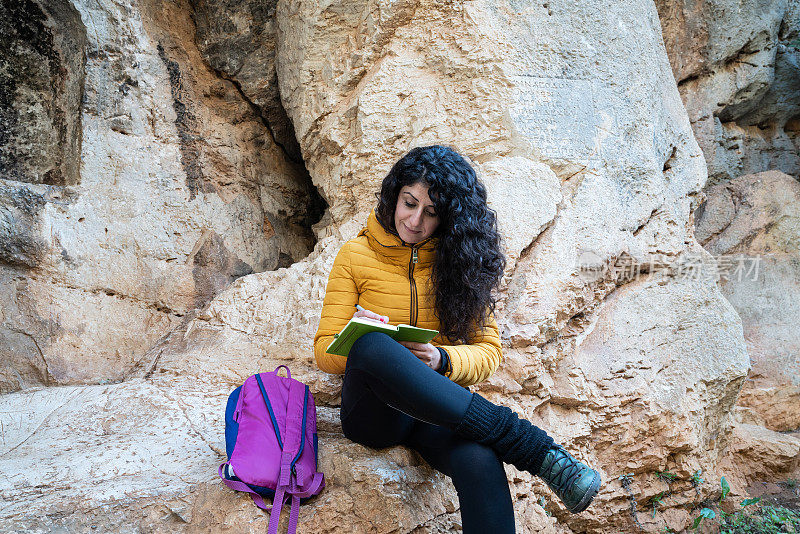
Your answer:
360;209;437;265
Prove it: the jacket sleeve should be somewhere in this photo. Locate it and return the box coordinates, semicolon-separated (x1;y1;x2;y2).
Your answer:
313;242;359;375
437;313;503;387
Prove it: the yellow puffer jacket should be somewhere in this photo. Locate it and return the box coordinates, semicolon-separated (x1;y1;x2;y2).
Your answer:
313;209;503;387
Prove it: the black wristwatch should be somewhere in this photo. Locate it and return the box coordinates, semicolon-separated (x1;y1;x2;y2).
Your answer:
436;347;451;376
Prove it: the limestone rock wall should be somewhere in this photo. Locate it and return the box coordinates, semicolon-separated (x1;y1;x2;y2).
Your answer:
2;0;797;533
0;0;86;187
190;0;304;163
695;170;800;432
656;0;800;184
657;0;800;513
0;0;322;393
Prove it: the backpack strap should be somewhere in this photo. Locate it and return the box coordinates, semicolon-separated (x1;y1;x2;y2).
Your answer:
268;487;286;534
288;495;301;533
274;364;291;379
218;463;276;511
279;380;308;486
266;489;301;534
267;379;311;534
290;471;325;498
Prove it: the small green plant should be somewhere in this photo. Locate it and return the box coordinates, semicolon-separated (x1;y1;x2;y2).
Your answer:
690;477;729;530
687;474;800;533
649;471;799;533
655;470;679;483
691;469;704;486
618;473;644;530
690;469;704;499
720;476;730;501
719;502;799;533
650;490;668;518
692;507;715;530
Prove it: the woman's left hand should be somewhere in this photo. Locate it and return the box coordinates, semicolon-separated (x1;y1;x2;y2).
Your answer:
398;341;441;371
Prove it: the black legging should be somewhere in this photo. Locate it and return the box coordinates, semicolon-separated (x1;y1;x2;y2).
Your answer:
340;332;516;534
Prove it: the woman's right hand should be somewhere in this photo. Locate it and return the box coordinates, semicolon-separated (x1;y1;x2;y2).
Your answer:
353;307;389;324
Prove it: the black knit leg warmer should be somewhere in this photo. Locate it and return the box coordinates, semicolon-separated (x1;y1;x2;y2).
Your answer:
454;392;555;476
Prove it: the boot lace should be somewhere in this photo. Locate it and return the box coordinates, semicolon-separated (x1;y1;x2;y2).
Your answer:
545;448;584;494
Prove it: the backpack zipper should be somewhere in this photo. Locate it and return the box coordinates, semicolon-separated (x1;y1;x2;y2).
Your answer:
408;246;418;327
233;384;245;422
290;385;310;475
255;373;283;449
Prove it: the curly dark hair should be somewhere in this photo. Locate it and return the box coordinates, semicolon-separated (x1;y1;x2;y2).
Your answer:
375;145;506;344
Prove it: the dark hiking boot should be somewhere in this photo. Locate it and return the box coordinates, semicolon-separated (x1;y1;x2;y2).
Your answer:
453;392;600;512
538;445;601;513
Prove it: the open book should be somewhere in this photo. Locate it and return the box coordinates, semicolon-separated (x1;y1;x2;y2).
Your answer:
325;317;439;357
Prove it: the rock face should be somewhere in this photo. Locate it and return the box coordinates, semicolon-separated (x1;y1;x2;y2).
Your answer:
190;0;304;163
3;1;796;533
0;0;323;393
0;0;86;186
695;170;800;432
656;0;800;184
657;3;800;523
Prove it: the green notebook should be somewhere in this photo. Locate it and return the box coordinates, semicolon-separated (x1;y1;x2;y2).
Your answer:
326;317;439;357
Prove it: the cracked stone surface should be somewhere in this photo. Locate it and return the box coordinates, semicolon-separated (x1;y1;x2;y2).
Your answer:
0;0;86;186
190;0;303;163
695;170;800;432
656;0;800;183
0;0;321;393
2;0;797;532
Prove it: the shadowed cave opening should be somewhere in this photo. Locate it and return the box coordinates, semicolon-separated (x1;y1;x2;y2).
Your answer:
183;0;329;272
155;39;327;275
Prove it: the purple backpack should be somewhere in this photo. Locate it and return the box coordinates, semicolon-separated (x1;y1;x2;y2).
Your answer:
220;365;325;534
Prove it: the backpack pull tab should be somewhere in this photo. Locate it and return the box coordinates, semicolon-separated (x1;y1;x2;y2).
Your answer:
280;464;291;487
293;463;304;484
280;452;293;486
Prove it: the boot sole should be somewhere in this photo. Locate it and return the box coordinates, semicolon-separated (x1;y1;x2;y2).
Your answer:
568;471;601;513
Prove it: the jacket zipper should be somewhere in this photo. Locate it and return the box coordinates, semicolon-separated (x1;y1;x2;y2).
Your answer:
409;246;418;327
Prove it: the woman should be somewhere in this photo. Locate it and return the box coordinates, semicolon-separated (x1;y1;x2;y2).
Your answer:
314;145;601;532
